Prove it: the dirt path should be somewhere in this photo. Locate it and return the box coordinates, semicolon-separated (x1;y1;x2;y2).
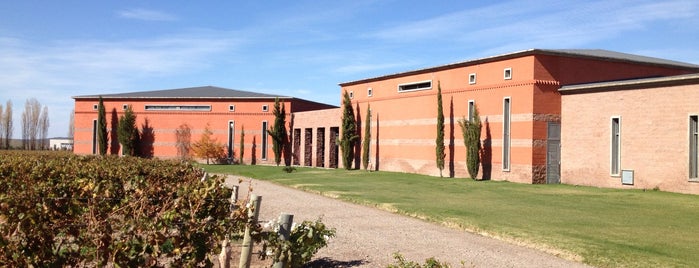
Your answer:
225;176;591;268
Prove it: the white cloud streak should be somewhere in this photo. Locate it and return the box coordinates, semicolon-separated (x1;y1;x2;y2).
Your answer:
370;0;699;54
117;8;178;21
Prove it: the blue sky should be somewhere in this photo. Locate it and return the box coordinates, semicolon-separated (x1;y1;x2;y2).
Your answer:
1;0;698;138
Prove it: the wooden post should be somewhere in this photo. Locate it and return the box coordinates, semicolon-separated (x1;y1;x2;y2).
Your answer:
218;238;231;268
239;194;261;268
229;185;239;211
272;213;294;268
218;186;240;268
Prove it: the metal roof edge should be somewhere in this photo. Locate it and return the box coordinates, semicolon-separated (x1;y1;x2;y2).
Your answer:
338;49;699;87
559;73;699;93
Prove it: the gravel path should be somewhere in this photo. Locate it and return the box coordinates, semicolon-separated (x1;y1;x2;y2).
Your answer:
225;176;592;268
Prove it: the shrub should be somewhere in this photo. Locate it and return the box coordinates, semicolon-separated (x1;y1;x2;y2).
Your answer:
261;217;336;267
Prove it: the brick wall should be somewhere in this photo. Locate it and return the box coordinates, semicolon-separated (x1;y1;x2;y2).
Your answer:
561;79;699;194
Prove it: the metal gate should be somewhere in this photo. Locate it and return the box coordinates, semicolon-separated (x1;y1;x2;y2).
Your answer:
546;122;561;184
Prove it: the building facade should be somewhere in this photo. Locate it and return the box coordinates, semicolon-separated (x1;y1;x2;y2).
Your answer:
71;49;699;194
72;86;336;163
340;49;699;183
560;73;699;194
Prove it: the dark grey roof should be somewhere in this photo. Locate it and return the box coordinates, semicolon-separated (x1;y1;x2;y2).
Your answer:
559;72;699;94
73;86;288;99
539;49;699;69
339;49;699;86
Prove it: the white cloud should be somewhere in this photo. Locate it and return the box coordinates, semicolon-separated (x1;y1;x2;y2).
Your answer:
117;8;177;21
0;31;243;137
369;0;699;51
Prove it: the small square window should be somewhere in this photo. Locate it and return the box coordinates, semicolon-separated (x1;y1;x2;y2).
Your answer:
93;104;98;110
504;68;513;80
122;104;128;110
229;105;235;112
469;73;477;84
367;87;373;97
349;91;354;99
262;105;269;112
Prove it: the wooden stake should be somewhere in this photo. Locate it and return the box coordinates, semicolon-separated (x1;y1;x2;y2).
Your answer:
238;194;261;268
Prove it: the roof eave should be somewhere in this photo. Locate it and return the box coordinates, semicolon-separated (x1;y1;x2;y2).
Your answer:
559;73;699;94
339;49;699;87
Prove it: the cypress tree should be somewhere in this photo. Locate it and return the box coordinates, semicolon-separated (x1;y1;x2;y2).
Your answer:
97;96;108;155
458;105;482;179
339;91;358;170
118;105;139;156
266;97;287;166
239;125;245;164
436;81;445;177
362;104;372;170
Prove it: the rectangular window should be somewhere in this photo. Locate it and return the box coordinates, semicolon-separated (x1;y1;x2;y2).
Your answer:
468;100;475;122
503;98;511;171
690;115;698;179
92;119;97;154
93;104;98;110
144;105;210;111
229;105;235;112
398;80;432;92
349;91;354;99
262;105;269;112
504;68;512;80
469;73;476;84
227;121;234;160
611;117;621;176
261;121;268;160
367;87;373;97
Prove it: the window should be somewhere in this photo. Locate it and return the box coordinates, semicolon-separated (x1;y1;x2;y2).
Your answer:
469;73;477;84
690;116;698;179
503;98;511;171
91;119;97;154
93;104;98;110
468;100;475;122
398;80;432;92
261;121;268;160
144;105;210;111
122;104;128;111
367;87;373;97
611;117;621;176
504;68;512;80
227;121;235;159
229;105;235;112
349;91;354;99
262;105;269;112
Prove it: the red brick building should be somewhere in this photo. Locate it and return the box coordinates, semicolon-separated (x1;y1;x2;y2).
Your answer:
72;49;699;194
72;86;336;164
340;49;699;183
560;73;699;194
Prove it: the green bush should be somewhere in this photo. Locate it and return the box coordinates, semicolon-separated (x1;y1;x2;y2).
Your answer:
261;217;335;267
0;151;250;267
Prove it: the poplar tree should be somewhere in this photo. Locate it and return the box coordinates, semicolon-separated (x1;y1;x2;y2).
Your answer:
97;96;108;155
362;104;372;170
339;91;358;170
3;101;12;149
458;105;482;180
435;81;445;177
266;98;287;166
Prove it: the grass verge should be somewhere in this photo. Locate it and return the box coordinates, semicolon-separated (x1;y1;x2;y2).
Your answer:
203;164;699;268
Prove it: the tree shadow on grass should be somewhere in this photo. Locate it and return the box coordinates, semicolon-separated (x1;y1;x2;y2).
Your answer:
303;257;369;267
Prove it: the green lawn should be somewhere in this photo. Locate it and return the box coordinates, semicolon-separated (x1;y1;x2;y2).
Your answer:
203;165;699;268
